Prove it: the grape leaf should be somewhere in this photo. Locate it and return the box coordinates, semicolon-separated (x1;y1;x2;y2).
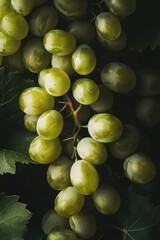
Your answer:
0;193;32;240
116;186;160;240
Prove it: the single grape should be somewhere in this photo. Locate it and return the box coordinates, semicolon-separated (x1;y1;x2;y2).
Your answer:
123;153;156;184
29;136;62;164
77;137;107;165
72;78;99;105
71;44;96;75
0;0;12;20
88;113;123;143
105;0;136;17
11;0;33;16
44;29;76;56
54;186;84;217
51;54;74;75
92;184;121;214
46;228;77;240
24;114;39;132
70;160;99;195
47;155;73;190
19;87;55;116
0;32;21;56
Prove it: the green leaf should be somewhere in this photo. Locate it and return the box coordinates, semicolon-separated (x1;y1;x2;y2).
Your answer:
0;194;32;240
116;186;160;240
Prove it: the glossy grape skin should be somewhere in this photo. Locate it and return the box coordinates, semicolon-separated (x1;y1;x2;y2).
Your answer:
0;0;12;20
0;32;21;56
19;87;55;116
88;113;123;143
23;38;51;73
47;155;73;190
77;137;107;165
44;29;76;56
92;184;121;215
101;62;136;93
70;160;99;195
29;5;58;37
37;110;64;140
54;186;84;217
46;228;77;240
42;209;69;234
0;12;28;40
69;210;96;239
109;124;140;159
72;78;99;105
71;44;96;75
123;153;156;184
51;54;74;75
11;0;33;16
105;0;136;17
91;84;114;113
29;136;62;164
95;12;121;40
24;114;39;132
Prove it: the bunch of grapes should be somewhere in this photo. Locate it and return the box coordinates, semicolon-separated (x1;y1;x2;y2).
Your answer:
1;0;160;239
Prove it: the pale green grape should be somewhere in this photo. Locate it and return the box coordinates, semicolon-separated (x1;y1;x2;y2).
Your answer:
69;210;96;239
71;44;96;75
88;113;123;143
44;29;76;56
54;186;84;217
29;136;62;164
37;110;64;140
0;0;12;20
91;84;114;112
29;5;58;37
47;155;73;190
105;0;136;17
11;0;33;16
72;78;99;105
23;38;51;73
51;54;74;75
77;137;107;165
42;209;69;234
0;12;28;40
101;62;136;93
0;32;21;56
33;0;48;8
46;228;77;240
95;12;121;40
24;114;39;132
92;184;121;214
70;160;99;195
123;153;156;184
19;87;55;116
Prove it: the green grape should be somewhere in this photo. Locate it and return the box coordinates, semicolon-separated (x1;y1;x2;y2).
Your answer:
101;62;136;93
37;110;64;140
109;124;140;159
29;5;58;37
11;0;33;16
69;209;96;239
23;38;51;73
135;97;160;127
88;113;123;143
0;12;28;40
38;68;71;97
95;12;121;40
92;184;121;215
136;68;160;97
19;87;55;116
29;136;62;164
91;84;114;112
0;0;12;20
0;32;21;56
47;155;73;190
46;228;77;240
68;20;95;44
33;0;48;8
54;0;88;19
54;186;84;217
105;0;136;17
24;114;39;132
51;54;74;75
72;78;99;105
42;209;69;234
71;44;96;75
123;153;156;184
70;160;99;195
44;29;76;56
77;137;107;165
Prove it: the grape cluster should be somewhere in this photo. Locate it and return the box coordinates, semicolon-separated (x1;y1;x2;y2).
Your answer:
1;0;159;239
